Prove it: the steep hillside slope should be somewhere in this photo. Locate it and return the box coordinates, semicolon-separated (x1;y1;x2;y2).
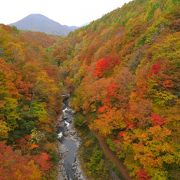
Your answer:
53;0;180;179
11;14;77;36
0;25;62;179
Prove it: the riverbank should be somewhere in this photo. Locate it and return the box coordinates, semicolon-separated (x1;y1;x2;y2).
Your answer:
73;113;123;180
57;96;86;180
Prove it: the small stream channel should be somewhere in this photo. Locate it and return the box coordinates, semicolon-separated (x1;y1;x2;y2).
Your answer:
57;95;85;180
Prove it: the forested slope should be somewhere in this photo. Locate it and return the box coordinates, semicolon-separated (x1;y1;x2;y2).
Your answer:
0;0;179;179
0;25;62;179
53;0;180;179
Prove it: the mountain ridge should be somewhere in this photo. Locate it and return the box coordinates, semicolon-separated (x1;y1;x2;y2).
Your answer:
10;14;78;36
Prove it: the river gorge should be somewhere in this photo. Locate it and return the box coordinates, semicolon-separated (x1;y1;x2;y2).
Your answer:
57;95;86;180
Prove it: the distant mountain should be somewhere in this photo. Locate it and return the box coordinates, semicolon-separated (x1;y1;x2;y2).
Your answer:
10;14;77;36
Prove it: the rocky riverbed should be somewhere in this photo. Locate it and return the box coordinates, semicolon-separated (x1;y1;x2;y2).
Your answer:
57;95;86;180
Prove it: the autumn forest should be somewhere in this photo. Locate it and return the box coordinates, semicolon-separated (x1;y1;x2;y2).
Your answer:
0;0;179;179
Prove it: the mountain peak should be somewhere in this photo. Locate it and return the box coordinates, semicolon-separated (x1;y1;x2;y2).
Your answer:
10;14;77;36
25;14;52;20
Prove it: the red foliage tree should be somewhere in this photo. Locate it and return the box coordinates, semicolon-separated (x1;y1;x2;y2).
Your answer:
151;114;165;126
98;105;108;113
137;169;150;180
150;63;161;75
94;58;110;77
34;152;52;171
94;57;119;77
107;82;119;97
118;131;126;137
126;121;135;130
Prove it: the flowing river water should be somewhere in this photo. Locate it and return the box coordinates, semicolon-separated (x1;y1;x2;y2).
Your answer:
57;95;86;180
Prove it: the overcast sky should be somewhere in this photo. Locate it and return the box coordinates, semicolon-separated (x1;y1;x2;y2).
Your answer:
0;0;131;26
